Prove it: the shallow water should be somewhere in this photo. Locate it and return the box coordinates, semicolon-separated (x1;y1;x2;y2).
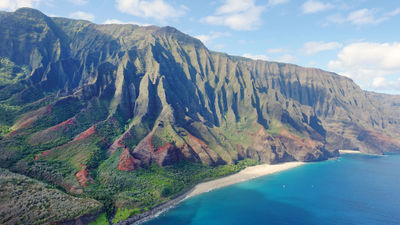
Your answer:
143;154;400;225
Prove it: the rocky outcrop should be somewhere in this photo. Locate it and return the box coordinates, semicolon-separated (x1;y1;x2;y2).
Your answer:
75;168;93;187
34;149;52;160
245;128;336;164
357;129;400;154
49;118;76;131
118;148;140;171
130;133;189;167
74;126;96;141
187;134;224;165
153;143;181;166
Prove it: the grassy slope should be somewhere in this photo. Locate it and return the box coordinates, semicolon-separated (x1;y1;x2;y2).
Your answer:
87;154;259;223
0;168;102;225
1;97;260;224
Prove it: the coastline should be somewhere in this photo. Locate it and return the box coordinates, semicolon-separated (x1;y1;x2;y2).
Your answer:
117;161;305;225
186;161;304;198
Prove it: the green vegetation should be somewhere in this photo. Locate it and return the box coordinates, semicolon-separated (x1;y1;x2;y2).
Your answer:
84;155;259;222
0;124;10;137
267;118;283;136
44;135;104;170
267;118;306;140
111;208;141;224
0;57;30;86
95;119;123;144
3;125;259;224
0;103;21;128
86;141;109;170
0;168;102;225
33;97;84;131
89;213;108;225
217;116;258;147
0;133;70;168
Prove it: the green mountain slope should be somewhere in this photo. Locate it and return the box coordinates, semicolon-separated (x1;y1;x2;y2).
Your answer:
1;8;399;224
0;168;102;225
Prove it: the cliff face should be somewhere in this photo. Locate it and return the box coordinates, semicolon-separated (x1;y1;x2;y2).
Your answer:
1;8;400;175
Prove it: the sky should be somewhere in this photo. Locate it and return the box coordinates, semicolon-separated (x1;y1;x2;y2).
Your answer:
1;0;400;94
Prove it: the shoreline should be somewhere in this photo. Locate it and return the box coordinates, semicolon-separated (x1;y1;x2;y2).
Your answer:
117;161;305;225
186;161;305;198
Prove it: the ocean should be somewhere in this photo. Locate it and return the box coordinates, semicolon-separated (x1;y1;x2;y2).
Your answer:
143;154;400;225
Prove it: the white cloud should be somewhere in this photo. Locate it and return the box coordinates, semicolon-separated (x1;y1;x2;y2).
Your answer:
103;19;151;26
0;0;41;11
328;42;400;92
115;0;187;21
243;53;269;61
68;0;88;5
347;9;385;25
372;77;386;88
242;53;296;63
327;8;400;25
103;19;127;24
386;8;400;17
194;32;230;44
203;0;265;30
371;77;400;92
301;0;334;14
268;0;289;6
195;35;213;44
302;41;342;55
69;11;95;21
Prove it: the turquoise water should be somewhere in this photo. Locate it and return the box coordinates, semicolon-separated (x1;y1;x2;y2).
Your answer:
143;154;400;225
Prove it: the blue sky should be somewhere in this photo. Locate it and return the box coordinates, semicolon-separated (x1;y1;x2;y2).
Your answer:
1;0;400;94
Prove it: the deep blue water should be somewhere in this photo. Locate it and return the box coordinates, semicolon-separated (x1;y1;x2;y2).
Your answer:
143;154;400;225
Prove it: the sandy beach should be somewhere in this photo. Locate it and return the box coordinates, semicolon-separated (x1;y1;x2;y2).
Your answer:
186;161;305;198
339;150;362;155
120;161;306;225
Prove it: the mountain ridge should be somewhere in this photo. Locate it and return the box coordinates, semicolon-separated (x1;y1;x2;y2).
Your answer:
1;6;399;171
0;7;400;224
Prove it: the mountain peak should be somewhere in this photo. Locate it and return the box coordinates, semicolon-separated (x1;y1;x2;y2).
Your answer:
15;7;47;18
